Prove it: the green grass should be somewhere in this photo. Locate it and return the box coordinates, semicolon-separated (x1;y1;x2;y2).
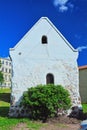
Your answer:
0;88;11;106
0;117;20;130
0;88;45;130
0;88;11;93
0;117;45;130
82;104;87;113
0;88;87;130
0;88;10;117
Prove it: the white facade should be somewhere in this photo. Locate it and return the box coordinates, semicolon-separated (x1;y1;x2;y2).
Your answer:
9;17;81;117
0;57;12;88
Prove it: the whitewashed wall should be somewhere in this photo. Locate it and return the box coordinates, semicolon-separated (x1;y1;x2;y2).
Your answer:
9;17;81;117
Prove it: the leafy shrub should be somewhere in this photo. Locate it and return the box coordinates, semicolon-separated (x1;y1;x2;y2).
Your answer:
21;84;71;121
0;60;4;84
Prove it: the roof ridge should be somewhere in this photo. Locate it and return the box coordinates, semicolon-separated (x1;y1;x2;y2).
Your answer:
79;65;87;70
10;17;77;52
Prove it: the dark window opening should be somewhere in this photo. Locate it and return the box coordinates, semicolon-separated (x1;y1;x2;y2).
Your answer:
46;73;54;84
42;35;47;44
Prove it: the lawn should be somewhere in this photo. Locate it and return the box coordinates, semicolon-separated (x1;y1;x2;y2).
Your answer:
0;88;87;130
82;103;87;113
0;117;45;130
0;88;45;130
0;88;11;117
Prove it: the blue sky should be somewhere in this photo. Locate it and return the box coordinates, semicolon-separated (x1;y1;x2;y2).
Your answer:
0;0;87;66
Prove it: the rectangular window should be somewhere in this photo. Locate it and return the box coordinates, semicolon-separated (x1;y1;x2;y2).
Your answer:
6;61;8;65
5;68;8;73
5;75;7;80
2;67;4;72
9;62;11;66
2;60;4;64
9;69;11;73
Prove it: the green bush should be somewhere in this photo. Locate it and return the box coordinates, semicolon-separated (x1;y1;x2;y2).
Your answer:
21;84;71;121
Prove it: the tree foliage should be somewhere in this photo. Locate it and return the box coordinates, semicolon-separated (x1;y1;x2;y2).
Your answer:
21;84;71;121
0;60;4;84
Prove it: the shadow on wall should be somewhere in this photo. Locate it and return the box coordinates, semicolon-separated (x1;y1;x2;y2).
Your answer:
0;91;11;117
0;107;10;117
0;93;10;103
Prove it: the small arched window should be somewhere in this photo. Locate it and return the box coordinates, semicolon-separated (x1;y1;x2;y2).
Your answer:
42;35;47;44
46;73;54;84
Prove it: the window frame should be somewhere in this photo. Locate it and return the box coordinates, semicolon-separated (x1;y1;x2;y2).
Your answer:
42;35;48;44
46;73;54;84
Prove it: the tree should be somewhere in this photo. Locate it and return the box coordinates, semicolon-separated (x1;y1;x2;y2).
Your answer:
0;60;4;85
21;84;71;121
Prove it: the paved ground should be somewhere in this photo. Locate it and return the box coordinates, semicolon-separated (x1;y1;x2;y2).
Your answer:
13;122;80;130
12;123;29;130
12;116;80;130
40;123;80;130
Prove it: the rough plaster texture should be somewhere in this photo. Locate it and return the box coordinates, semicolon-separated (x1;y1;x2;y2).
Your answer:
9;17;81;117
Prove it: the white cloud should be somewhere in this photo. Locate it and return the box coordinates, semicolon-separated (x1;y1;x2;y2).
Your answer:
53;0;68;6
59;5;68;12
53;0;74;12
76;45;87;52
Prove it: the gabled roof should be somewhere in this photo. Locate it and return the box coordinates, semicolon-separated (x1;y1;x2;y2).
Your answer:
41;17;77;52
79;65;87;70
10;17;77;52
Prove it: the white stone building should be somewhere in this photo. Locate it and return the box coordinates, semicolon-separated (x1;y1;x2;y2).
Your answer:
9;17;81;117
0;57;12;88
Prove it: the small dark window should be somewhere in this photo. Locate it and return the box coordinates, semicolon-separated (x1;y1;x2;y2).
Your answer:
2;61;4;64
6;61;8;65
2;67;4;72
18;52;22;55
9;69;11;73
5;68;8;73
42;35;47;44
46;73;54;84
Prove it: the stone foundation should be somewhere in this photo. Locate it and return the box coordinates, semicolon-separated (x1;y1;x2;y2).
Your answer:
9;88;82;118
8;104;82;118
9;105;30;117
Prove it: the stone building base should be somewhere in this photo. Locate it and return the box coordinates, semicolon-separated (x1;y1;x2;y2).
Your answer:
8;105;30;117
8;104;82;118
